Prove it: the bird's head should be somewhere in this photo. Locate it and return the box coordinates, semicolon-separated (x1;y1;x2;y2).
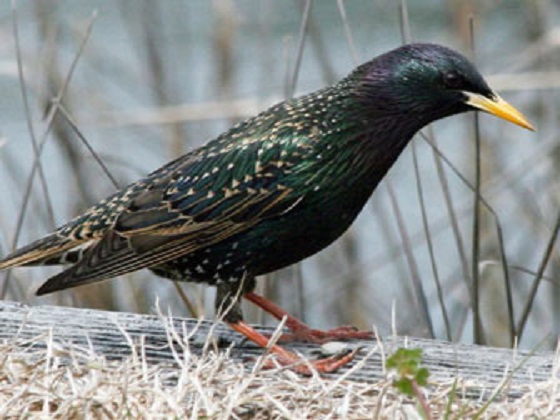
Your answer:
353;43;534;132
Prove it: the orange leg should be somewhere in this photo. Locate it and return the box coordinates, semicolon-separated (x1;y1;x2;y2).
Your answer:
244;291;374;344
229;321;359;374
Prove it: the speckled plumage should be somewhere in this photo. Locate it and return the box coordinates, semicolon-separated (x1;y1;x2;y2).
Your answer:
0;43;531;326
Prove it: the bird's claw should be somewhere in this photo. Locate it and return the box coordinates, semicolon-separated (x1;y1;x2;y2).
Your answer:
270;325;374;344
259;346;360;375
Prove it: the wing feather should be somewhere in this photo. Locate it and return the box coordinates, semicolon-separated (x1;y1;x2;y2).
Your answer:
37;185;295;292
0;234;84;269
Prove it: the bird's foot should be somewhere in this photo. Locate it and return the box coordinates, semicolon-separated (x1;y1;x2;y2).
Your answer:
277;325;374;344
230;320;360;375
259;346;360;375
244;291;374;344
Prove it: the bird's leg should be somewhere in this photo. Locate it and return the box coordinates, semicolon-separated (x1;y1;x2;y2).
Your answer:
228;321;359;375
217;281;358;374
244;291;374;344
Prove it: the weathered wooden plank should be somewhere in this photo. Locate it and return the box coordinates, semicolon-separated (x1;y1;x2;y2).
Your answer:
0;300;555;399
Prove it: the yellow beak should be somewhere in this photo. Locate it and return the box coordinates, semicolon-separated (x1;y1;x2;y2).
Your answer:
464;92;535;131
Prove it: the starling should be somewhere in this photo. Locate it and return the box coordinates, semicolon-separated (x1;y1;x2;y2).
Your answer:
0;43;533;374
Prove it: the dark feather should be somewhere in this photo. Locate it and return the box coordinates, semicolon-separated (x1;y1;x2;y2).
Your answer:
0;233;80;269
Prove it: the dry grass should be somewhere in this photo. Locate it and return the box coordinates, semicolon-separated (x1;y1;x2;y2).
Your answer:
0;324;557;419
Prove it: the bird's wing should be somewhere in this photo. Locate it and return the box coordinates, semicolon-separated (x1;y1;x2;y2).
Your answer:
35;132;306;294
0;159;182;270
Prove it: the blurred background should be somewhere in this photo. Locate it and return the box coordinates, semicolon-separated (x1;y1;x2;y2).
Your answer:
0;0;558;350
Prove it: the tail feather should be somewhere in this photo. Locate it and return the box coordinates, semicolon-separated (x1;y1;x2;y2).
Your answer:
0;234;84;269
36;264;111;295
36;231;134;295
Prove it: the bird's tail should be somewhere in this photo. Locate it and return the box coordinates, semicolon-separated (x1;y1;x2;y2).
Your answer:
0;234;84;269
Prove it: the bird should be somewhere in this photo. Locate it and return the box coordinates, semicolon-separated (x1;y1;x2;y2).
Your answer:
0;43;533;374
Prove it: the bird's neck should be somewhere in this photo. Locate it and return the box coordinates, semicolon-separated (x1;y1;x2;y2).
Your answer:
314;105;419;188
283;84;425;196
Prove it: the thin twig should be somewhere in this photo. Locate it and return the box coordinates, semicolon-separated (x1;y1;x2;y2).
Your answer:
517;211;560;340
412;141;451;341
398;0;412;44
386;182;435;339
427;127;473;308
173;283;200;319
336;0;359;65
55;105;120;190
287;0;313;98
469;16;484;345
10;0;55;230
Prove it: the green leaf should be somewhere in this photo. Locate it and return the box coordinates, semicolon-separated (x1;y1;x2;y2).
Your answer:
416;368;429;386
394;379;414;396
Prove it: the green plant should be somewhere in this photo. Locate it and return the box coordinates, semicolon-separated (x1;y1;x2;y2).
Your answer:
386;348;432;420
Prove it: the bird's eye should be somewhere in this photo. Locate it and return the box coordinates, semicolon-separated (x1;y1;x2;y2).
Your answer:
443;71;462;89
